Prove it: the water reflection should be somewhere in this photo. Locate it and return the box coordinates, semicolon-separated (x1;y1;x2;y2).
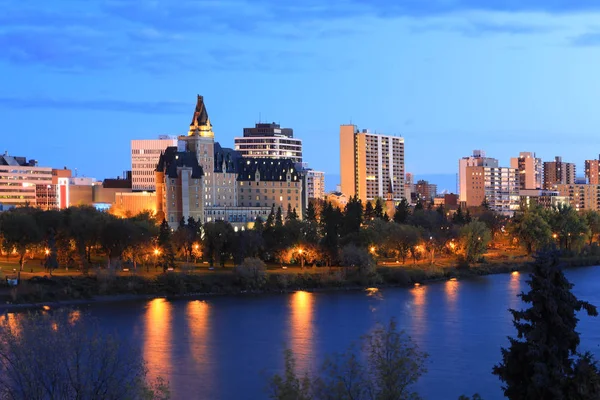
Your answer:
445;279;459;312
289;291;315;373
143;299;173;382
508;271;522;310
186;300;210;364
410;285;427;337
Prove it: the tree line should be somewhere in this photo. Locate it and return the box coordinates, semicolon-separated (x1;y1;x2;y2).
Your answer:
1;198;600;274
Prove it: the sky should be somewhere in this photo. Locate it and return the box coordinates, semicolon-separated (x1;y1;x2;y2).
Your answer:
2;0;600;193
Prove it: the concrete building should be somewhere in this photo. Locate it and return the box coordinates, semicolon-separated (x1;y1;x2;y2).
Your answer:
415;180;437;201
458;150;498;203
543;156;576;190
131;135;178;191
404;173;415;204
510;152;542;190
339;125;404;203
35;168;71;210
234;123;302;163
113;192;157;217
519;189;568;210
305;169;325;200
585;157;600;185
0;153;52;207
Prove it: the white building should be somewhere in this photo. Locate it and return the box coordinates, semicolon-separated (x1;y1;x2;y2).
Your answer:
234;123;302;164
0;153;52;207
131;135;178;191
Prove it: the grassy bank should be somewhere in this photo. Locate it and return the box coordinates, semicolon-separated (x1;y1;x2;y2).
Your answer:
1;254;597;309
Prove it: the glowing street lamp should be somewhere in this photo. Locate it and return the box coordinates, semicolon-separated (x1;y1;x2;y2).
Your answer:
297;248;304;269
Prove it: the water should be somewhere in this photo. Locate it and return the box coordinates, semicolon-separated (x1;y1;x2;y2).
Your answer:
26;267;600;399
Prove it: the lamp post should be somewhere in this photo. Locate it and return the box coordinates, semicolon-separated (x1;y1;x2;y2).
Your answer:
154;248;160;271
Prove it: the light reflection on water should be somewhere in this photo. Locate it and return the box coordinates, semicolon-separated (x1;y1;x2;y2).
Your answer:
289;291;315;373
143;298;173;383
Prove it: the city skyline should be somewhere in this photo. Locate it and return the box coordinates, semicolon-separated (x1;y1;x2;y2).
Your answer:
3;1;600;190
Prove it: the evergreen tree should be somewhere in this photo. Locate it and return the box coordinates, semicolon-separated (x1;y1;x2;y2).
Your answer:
393;198;410;224
306;202;317;223
493;251;600;399
343;196;363;236
465;209;472;223
453;206;465;225
291;208;298;220
286;204;294;222
436;203;446;220
265;207;275;229
374;198;386;220
178;217;186;230
364;202;375;221
481;197;490;210
158;219;176;272
253;216;264;233
275;207;283;228
414;200;424;211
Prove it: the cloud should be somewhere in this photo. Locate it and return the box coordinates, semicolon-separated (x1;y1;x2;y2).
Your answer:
0;97;188;114
411;20;557;37
570;32;600;46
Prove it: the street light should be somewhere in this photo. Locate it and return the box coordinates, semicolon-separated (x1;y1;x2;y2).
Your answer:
297;248;304;269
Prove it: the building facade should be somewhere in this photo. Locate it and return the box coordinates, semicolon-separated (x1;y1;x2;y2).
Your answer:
458;150;498;203
555;184;600;211
339;125;404;203
415;180;437;201
305;169;325;200
519;189;568;210
0;153;52;207
543;156;576;190
131;135;178;191
464;165;519;215
234;123;302;163
585;157;600;185
510;151;542;190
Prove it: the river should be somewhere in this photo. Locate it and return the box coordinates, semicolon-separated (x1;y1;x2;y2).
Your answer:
24;267;600;399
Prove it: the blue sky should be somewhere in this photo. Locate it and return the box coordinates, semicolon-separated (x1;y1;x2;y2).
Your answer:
2;0;600;192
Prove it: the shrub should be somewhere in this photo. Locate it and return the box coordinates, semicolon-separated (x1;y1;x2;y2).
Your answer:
233;257;267;290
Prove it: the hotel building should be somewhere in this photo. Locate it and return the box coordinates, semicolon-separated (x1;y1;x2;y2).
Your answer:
131;135;178;191
339;125;405;203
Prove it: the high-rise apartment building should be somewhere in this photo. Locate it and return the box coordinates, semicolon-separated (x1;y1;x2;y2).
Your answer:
543;156;576;189
0;153;52;207
585;157;600;185
459;151;519;215
131;135;178;191
234;123;302;163
510;151;542;190
415;180;437;201
555;184;600;211
458;150;498;203
305;169;325;200
339;125;404;202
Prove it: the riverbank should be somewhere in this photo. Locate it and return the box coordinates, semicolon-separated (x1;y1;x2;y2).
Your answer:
2;254;599;311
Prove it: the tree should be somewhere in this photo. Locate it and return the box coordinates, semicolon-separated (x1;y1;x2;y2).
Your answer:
458;220;491;264
233;257;267;289
394;198;410;224
509;208;552;254
452;206;466;225
306;201;318;223
275;206;284;228
202;220;234;267
266;207;275;229
99;215;135;269
414;200;424;212
0;310;170;400
342;196;363;237
158;219;176;272
319;202;343;266
63;206;103;273
268;319;428;400
286;204;298;222
550;204;589;251
339;244;376;277
374;198;387;221
583;210;600;245
493;251;600;399
0;210;42;271
364;202;375;222
35;209;63;274
386;223;421;264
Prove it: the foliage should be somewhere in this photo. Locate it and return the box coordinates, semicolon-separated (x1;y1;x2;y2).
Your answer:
393;199;410;224
233;257;267;289
339;244;376;277
0;309;170;400
268;319;428;400
493;251;600;400
509;207;552;254
202;220;234;267
458;221;491;264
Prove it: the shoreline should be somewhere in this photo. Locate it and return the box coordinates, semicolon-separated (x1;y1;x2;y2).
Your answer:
2;255;598;312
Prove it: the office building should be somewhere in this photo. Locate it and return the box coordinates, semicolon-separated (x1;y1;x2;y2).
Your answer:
234;122;302;163
510;151;542;190
35;168;71;211
543;156;575;190
0;153;52;207
131;135;178;191
339;125;404;203
585;157;600;185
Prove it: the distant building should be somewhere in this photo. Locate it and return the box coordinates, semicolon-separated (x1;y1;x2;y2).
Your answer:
555;184;600;211
131;136;178;191
585;157;600;185
459;151;519;215
327;191;348;209
305;169;325;200
519;189;568;210
405;173;414;204
0;153;52;207
415;180;437;201
234;122;302;164
510;151;542;190
339;125;404;203
543;156;576;190
35;168;71;210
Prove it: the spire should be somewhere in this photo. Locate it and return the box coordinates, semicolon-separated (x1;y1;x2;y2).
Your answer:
188;94;214;138
388;178;393;194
